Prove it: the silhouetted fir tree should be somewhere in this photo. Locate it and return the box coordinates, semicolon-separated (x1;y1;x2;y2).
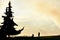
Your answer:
0;1;24;38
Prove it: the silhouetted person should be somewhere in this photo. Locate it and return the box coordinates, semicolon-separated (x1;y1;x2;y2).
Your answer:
38;32;40;37
32;34;34;37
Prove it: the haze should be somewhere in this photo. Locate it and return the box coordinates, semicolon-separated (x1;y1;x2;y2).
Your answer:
0;0;60;36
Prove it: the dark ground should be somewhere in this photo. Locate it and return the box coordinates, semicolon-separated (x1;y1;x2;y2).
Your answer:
1;36;60;40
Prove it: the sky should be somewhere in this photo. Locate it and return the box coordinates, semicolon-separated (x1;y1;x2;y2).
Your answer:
0;0;60;37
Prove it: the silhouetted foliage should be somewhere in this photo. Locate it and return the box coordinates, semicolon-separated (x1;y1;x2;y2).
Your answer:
0;1;24;38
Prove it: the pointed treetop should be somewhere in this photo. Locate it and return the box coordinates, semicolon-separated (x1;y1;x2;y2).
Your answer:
8;1;12;8
9;1;11;5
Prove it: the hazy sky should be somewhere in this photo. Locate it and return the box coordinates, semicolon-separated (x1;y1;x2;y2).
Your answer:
0;0;60;36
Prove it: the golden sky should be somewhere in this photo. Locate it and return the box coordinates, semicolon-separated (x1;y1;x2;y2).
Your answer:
0;0;60;37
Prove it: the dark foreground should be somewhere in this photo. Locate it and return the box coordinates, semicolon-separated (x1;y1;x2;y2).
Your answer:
1;36;60;40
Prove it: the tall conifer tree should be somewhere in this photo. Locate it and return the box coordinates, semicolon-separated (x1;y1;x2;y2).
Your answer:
0;1;24;37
